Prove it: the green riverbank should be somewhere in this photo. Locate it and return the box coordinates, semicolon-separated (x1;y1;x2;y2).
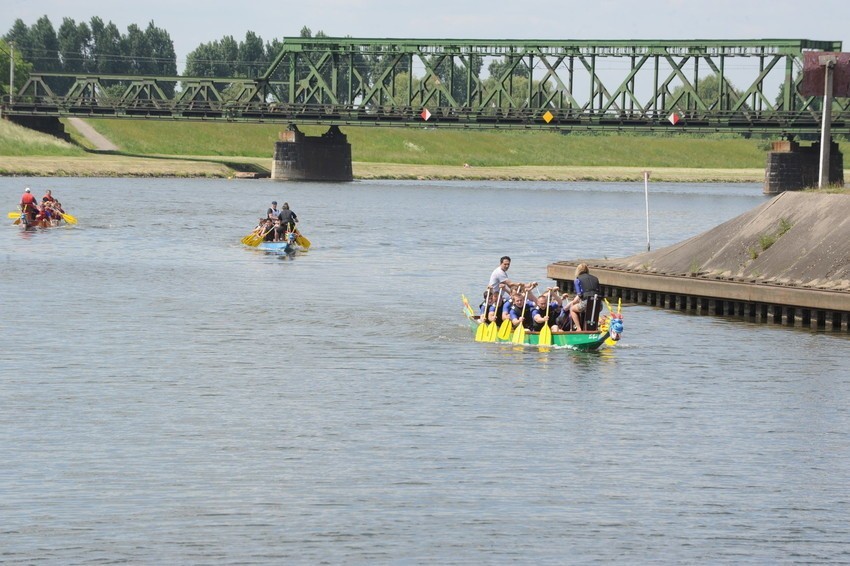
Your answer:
0;117;847;183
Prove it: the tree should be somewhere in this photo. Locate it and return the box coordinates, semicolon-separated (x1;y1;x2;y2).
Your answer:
426;54;483;106
238;31;266;78
89;17;124;75
4;20;32;55
3;16;60;73
390;71;421;106
124;24;150;74
29;16;61;72
144;22;177;95
481;74;554;110
666;73;747;112
1;38;33;98
488;55;530;80
185;35;239;78
57;18;92;73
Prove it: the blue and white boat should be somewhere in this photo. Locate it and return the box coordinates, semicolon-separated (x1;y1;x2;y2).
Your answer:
257;241;295;253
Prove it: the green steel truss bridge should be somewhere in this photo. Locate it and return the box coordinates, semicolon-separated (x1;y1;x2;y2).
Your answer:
5;38;849;136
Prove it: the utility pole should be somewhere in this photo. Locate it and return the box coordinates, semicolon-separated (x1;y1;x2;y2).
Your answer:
644;170;651;252
818;54;836;189
8;41;13;106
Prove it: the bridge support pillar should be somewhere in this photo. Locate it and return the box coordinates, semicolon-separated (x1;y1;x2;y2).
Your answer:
5;115;70;141
764;139;843;195
271;125;353;182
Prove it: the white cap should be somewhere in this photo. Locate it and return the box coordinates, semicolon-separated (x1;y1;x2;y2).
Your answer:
24;188;30;193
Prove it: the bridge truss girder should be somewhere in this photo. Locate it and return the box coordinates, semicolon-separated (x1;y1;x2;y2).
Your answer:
5;38;849;135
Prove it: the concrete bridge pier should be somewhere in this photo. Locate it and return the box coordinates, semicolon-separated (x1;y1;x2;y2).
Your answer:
271;125;353;182
764;139;844;194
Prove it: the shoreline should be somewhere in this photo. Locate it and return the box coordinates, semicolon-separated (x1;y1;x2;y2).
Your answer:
0;155;768;183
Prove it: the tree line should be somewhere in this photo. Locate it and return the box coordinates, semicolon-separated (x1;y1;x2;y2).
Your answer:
3;16;176;75
1;19;337;81
2;17;548;106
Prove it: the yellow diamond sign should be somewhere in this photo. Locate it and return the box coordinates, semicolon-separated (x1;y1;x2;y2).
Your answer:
542;111;554;123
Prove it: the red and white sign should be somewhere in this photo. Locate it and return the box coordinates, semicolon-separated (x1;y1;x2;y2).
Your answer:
668;112;680;125
420;108;431;121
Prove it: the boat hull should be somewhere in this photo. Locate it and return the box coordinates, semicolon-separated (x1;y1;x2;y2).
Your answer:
15;214;62;229
257;241;294;253
467;318;611;351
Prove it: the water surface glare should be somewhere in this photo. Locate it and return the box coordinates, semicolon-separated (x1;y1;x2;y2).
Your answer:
1;178;848;563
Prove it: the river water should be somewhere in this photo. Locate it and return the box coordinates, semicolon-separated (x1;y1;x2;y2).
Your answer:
1;177;848;564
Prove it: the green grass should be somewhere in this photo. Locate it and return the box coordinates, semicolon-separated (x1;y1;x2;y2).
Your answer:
80;119;785;168
3;117;849;173
0;119;86;157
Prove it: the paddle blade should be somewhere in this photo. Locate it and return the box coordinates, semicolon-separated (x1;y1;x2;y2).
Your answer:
60;212;77;224
511;325;526;345
13;218;21;225
242;233;262;246
539;325;552;347
461;295;475;319
8;211;20;219
498;319;512;341
295;234;311;249
474;321;487;342
486;322;498;342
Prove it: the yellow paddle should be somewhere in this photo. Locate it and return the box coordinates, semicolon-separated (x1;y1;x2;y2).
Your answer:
242;226;273;247
295;233;311;249
511;290;529;344
538;291;552;347
497;317;512;340
7;211;21;219
474;287;491;342
497;290;513;340
461;294;475;319
486;290;501;342
60;212;77;224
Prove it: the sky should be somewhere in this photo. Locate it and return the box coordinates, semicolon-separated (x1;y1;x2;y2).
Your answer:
4;0;850;73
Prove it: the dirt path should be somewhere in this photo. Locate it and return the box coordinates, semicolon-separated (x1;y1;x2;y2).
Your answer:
67;117;119;152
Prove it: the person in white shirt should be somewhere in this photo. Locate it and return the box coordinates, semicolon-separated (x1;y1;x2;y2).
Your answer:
489;256;516;300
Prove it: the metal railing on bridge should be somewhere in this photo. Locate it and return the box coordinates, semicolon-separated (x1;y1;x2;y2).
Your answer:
4;38;849;135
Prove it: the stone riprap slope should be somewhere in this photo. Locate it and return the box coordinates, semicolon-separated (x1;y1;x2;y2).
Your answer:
590;192;850;291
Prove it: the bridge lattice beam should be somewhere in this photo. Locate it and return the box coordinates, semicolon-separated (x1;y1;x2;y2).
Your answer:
4;38;848;135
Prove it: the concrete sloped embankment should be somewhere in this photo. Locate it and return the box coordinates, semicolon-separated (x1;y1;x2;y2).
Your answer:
548;192;850;328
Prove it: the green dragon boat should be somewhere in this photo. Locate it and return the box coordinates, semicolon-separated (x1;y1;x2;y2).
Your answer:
462;294;623;352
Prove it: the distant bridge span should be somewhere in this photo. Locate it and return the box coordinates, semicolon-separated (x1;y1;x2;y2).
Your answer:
4;38;849;136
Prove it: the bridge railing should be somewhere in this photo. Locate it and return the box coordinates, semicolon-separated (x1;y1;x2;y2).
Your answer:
4;38;849;135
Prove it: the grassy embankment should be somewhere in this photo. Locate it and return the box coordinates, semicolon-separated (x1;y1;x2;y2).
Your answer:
1;116;847;182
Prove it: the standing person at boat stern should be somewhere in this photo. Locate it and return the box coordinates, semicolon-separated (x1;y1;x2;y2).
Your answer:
489;256;516;300
574;263;602;330
20;187;38;223
279;203;298;229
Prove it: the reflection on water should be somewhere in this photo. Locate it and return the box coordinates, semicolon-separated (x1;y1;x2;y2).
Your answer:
1;178;848;563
